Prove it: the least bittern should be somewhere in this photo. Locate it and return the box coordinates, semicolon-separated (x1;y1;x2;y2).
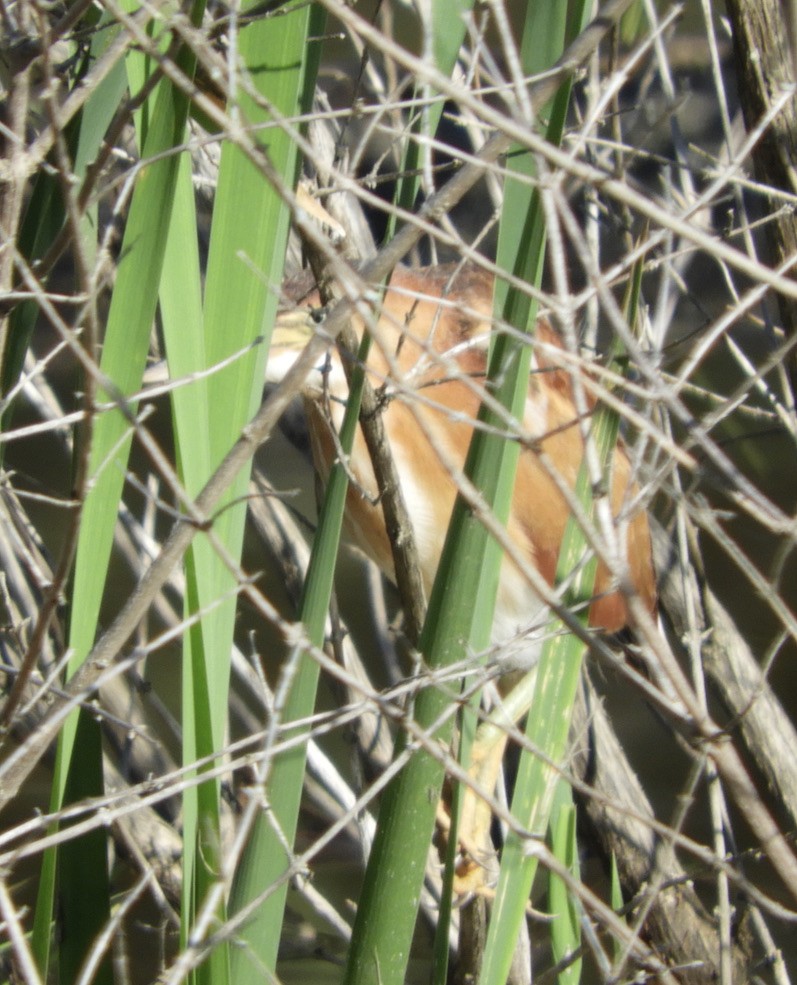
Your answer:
267;261;655;886
268;262;655;642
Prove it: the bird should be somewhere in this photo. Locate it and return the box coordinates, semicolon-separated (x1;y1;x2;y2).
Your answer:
266;260;656;890
267;261;656;659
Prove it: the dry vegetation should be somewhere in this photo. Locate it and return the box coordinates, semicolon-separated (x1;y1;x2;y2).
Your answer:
1;0;797;983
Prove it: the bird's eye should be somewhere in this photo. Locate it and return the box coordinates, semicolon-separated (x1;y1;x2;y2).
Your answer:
309;307;325;324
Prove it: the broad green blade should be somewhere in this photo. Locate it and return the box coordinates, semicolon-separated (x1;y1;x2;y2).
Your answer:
230;327;371;981
393;0;473;218
174;6;320;984
549;786;583;985
477;405;617;985
341;3;589;982
478;219;643;985
27;25;128;979
340;241;537;985
157;117;210;908
32;5;206;980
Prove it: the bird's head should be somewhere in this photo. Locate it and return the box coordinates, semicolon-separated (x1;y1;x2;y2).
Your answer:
267;263;495;400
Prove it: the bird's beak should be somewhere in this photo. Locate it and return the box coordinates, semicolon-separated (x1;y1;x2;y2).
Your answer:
266;308;317;384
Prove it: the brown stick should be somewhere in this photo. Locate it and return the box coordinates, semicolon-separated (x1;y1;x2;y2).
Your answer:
725;0;797;393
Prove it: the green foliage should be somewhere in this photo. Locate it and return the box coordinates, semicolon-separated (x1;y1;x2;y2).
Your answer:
549;787;583;985
6;2;792;985
175;6;319;982
32;2;206;977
